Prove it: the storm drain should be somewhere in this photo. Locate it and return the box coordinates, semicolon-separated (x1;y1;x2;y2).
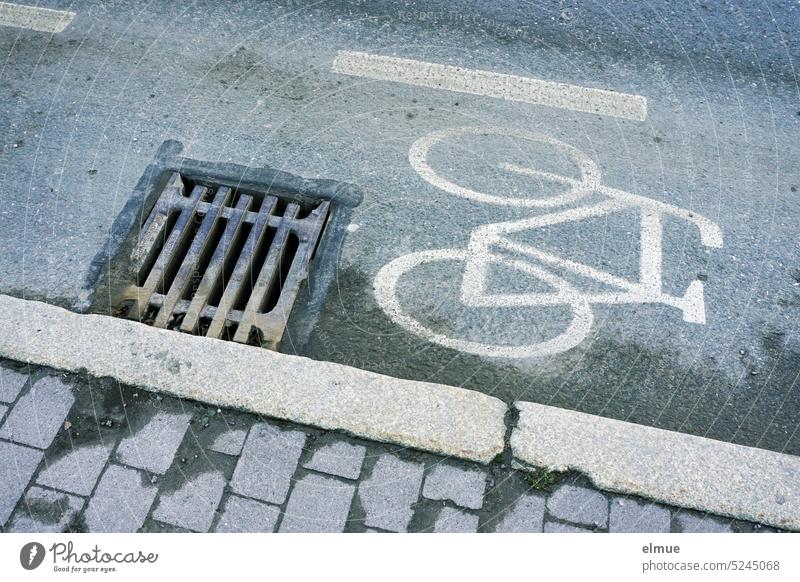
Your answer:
116;171;330;349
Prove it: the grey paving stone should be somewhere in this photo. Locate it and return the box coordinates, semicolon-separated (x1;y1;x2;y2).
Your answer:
547;484;609;528
0;403;7;421
422;463;487;510
676;511;733;533
230;423;306;504
8;486;84;533
37;443;114;496
84;464;157;532
208;429;247;456
304;440;366;480
152;471;226;532
434;507;480;533
214;495;281;533
0;376;74;449
544;520;594;533
493;492;546;532
0;367;27;403
115;411;192;474
359;454;424;532
279;474;356;532
0;440;43;525
610;497;671;533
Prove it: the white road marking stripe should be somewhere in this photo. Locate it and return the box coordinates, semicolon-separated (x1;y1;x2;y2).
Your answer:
0;2;75;33
332;50;648;121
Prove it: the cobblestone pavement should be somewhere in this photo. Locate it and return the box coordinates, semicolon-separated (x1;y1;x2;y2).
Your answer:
0;362;780;534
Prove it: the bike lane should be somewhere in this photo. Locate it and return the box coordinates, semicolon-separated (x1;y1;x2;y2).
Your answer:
0;0;797;459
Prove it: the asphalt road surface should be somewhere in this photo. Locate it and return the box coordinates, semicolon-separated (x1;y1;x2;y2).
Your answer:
1;1;798;455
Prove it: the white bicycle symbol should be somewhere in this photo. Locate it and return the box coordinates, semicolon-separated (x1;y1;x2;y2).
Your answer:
373;126;724;358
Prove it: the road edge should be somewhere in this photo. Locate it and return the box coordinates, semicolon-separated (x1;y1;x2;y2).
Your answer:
0;294;506;463
2;293;797;530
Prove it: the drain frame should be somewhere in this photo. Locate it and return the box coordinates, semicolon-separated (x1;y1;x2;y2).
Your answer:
90;140;363;353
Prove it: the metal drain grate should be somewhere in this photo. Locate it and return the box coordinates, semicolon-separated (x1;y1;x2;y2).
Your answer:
118;171;330;349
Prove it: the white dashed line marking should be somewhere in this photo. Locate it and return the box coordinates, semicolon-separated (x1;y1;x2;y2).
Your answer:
332;50;648;121
0;2;75;33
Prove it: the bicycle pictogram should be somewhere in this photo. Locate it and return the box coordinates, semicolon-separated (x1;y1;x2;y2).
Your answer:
373;126;723;358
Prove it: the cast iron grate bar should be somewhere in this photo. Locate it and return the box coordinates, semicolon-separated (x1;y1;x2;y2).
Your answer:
119;171;330;349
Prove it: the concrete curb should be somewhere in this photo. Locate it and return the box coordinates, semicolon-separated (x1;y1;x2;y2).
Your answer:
0;294;506;463
511;401;800;531
2;293;797;530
